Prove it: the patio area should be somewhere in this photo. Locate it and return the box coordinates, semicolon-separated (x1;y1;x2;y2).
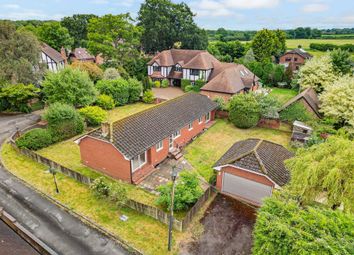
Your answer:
152;87;185;100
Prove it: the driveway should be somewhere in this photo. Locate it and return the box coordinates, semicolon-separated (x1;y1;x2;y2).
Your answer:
0;113;132;255
180;194;257;255
152;87;185;100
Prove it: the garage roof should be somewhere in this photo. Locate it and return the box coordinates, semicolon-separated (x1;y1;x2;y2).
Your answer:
214;139;294;186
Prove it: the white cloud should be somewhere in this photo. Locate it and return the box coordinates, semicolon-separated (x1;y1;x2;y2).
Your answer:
0;9;64;20
223;0;280;9
302;3;328;13
2;4;20;9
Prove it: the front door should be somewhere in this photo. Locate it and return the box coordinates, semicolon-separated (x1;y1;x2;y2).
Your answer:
169;135;174;151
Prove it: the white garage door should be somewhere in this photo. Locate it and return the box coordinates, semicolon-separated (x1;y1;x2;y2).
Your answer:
222;172;273;205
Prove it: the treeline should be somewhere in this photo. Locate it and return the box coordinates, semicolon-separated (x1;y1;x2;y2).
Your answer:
207;27;354;41
310;43;354;52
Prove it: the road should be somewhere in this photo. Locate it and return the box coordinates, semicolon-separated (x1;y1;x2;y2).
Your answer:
0;113;132;255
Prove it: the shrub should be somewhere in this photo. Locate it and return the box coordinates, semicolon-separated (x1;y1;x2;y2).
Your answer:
229;93;261;128
109;182;128;208
255;93;280;118
161;79;169;88
43;102;84;141
96;78;129;106
90;177;110;198
213;97;228;111
194;79;206;92
71;62;103;82
79;106;107;126
42;67;97;107
154;80;160;88
156;171;203;211
142;77;153;91
16;128;53;150
181;79;191;91
184;85;194;92
127;78;143;103
279;102;313;123
103;68;120;80
96;94;115;110
142;90;155;104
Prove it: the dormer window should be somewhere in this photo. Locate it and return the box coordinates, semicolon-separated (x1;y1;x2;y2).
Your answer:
240;70;245;76
190;69;200;76
175;65;182;72
153;65;161;72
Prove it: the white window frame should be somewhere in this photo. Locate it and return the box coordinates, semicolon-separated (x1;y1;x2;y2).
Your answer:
188;122;193;131
172;130;181;139
156;140;163;152
198;116;203;124
205;112;211;123
131;151;147;172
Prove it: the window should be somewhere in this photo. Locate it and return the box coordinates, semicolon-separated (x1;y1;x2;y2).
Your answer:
244;69;249;74
285;58;291;62
294;58;298;61
190;69;200;76
205;112;211;123
153;65;161;72
172;130;181;139
175;65;182;72
131;152;147;172
156;140;163;151
198;116;203;124
240;70;245;76
188;122;193;130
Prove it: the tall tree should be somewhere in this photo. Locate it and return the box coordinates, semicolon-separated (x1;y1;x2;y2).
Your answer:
37;21;73;51
330;48;352;75
251;29;276;62
87;14;141;67
61;14;97;48
273;29;287;58
0;21;44;84
138;0;208;53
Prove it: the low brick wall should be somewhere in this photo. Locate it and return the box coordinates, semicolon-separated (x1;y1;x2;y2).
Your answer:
216;110;229;119
9;132;215;232
257;117;280;129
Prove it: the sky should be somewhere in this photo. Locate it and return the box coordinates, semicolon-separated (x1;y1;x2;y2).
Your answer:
0;0;353;30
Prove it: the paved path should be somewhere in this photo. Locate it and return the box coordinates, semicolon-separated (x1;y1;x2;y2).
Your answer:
152;87;185;100
0;113;131;255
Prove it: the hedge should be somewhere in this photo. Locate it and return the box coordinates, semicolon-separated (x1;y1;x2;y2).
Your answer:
309;43;354;52
16;128;53;150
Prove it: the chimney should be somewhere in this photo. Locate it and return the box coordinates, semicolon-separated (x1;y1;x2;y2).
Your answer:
60;47;67;64
101;122;113;142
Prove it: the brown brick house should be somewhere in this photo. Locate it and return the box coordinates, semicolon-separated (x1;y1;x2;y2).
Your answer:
279;48;313;72
76;93;217;184
214;139;293;206
147;49;259;100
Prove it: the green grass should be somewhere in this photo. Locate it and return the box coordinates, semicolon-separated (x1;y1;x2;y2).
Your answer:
269;88;298;105
184;119;291;182
1;143;182;255
285;38;354;49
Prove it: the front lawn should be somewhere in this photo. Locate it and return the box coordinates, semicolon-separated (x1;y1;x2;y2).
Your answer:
1;143;180;255
184;119;291;182
269;87;297;105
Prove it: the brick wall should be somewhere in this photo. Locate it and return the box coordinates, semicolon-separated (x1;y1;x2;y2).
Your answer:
279;53;306;71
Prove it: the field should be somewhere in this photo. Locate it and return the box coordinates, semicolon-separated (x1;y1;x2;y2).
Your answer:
285;38;354;49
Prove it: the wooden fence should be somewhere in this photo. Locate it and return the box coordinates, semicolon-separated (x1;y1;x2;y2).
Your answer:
9;132;215;231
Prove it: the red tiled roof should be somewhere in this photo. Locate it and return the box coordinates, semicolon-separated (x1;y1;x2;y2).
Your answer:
41;43;64;63
71;48;95;60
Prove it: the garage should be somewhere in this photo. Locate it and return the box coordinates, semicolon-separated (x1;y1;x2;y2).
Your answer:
222;173;273;205
214;139;294;206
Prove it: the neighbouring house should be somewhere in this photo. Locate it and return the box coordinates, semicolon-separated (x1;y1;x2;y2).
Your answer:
76;93;218;184
291;120;313;143
147;49;259;101
40;43;66;72
279;87;321;119
214;139;294;206
279;48;313;72
69;48;96;63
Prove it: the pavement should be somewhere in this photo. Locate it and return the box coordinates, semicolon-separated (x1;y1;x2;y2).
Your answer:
0;113;132;255
152;87;185;100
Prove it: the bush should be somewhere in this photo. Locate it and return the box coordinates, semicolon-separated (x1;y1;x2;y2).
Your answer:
255;93;280;118
194;79;206;92
161;79;169;88
109;182;128;208
79;106;107;126
181;79;191;91
309;42;354;52
154;80;160;88
213;97;228;111
142;90;155;104
184;85;194;92
71;62;103;82
43;102;84;141
96;94;115;110
42;67;97;107
90;177;110;198
96;78;129;106
16;128;53;150
229;93;261;128
142;77;153;91
103;68;120;80
279;102;313;123
127;78;143;103
156;171;203;211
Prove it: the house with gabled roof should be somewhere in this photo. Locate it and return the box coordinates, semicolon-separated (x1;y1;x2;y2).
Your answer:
76;93;218;184
148;49;259;101
214;139;293;206
279;48;313;72
40;43;66;72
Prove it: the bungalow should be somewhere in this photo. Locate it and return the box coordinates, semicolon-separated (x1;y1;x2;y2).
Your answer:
214;139;293;206
147;49;259;101
40;43;66;72
69;48;96;63
279;87;321;119
279;48;313;72
77;93;218;184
